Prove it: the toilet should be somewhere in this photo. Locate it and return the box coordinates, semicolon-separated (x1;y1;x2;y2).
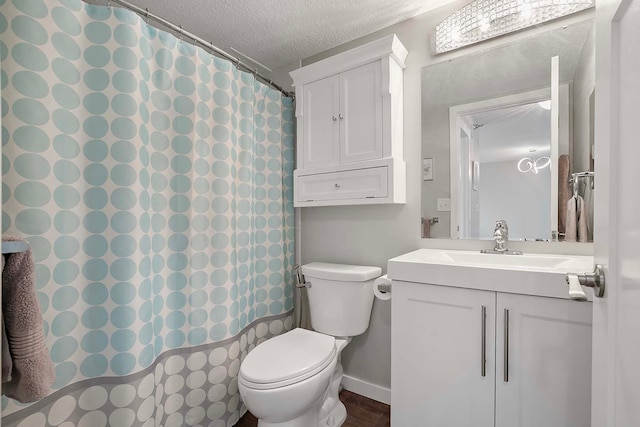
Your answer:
238;262;381;427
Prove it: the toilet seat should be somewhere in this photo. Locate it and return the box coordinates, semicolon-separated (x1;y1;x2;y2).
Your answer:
239;328;336;390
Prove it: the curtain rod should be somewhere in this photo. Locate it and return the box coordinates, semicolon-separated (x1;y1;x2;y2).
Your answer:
108;0;294;98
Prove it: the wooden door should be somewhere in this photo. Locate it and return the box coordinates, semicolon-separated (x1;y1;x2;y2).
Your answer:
592;0;640;424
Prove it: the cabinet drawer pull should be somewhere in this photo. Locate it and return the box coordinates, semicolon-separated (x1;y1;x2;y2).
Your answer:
504;308;509;382
339;114;344;120
334;183;340;188
481;305;487;377
332;115;338;121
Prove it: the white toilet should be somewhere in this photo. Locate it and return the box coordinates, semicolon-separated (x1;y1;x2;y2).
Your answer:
238;262;381;427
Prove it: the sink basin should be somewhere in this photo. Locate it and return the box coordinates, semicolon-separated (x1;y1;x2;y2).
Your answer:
441;251;581;270
387;249;594;299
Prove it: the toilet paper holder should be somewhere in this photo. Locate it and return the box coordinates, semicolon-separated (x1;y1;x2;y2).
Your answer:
377;282;391;294
566;264;605;299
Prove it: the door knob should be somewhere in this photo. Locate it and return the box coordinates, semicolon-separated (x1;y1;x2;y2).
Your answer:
566;264;605;299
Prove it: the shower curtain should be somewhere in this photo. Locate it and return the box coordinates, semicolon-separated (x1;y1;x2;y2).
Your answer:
0;0;294;425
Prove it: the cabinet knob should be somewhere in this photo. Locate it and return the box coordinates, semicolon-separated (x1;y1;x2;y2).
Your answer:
334;183;340;188
339;114;344;120
332;115;338;121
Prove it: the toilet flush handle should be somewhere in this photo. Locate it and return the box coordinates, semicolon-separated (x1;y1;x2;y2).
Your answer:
294;264;312;289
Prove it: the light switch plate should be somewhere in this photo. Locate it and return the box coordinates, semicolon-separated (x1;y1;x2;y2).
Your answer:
437;198;451;211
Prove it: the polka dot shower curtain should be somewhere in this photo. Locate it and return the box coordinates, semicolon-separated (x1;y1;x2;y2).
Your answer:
0;0;295;425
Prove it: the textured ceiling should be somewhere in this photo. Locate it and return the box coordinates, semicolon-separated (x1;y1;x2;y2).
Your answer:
471;103;551;163
421;20;592;107
100;0;451;71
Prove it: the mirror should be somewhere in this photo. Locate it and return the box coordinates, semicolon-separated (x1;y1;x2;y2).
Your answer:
421;18;595;242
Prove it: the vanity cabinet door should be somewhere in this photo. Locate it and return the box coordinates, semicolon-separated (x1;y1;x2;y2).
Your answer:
392;282;495;427
302;74;341;169
495;293;592;427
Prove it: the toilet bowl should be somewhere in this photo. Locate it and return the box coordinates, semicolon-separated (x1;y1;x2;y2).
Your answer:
239;328;349;426
238;263;381;427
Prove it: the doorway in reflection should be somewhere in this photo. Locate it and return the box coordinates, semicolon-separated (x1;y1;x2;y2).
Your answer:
450;85;563;241
462;101;552;240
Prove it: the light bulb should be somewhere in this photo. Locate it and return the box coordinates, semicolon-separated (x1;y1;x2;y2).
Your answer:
538;100;551;110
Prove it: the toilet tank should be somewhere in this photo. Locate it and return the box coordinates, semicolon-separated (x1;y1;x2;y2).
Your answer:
301;262;381;337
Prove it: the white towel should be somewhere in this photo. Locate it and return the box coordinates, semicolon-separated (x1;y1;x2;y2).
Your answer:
565;195;589;242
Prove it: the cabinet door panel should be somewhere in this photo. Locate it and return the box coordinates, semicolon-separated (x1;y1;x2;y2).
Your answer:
392;282;495;427
303;75;340;169
340;61;383;163
496;294;592;427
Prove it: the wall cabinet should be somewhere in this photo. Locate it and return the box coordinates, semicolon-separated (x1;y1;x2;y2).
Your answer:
302;62;382;169
290;35;407;207
392;281;592;427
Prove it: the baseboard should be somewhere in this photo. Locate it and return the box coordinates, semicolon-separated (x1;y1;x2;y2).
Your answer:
341;375;391;405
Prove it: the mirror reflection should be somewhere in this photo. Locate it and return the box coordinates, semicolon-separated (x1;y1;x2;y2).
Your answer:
421;18;595;242
454;97;553;240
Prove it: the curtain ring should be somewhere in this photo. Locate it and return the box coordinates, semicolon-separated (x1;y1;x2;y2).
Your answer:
179;25;184;42
107;0;111;9
145;8;150;25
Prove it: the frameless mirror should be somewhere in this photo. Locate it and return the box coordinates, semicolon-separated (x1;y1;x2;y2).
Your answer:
421;18;595;242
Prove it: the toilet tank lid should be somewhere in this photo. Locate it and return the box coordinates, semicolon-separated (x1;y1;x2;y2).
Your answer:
301;262;382;282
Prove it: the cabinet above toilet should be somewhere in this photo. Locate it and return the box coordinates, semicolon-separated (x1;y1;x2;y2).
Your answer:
290;35;408;207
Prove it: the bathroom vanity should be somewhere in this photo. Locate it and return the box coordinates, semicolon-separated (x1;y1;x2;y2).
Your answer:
387;249;594;427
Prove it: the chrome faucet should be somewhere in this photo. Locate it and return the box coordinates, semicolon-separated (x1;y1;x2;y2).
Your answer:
493;220;509;252
481;220;522;255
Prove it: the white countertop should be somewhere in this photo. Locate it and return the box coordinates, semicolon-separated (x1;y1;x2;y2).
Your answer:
387;249;594;300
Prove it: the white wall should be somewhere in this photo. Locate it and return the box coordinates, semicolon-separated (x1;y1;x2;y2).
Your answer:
269;60;298;93
271;5;594;395
573;23;596;173
479;160;551;240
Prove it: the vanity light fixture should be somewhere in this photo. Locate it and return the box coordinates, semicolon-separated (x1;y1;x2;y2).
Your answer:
517;148;551;174
433;0;594;53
